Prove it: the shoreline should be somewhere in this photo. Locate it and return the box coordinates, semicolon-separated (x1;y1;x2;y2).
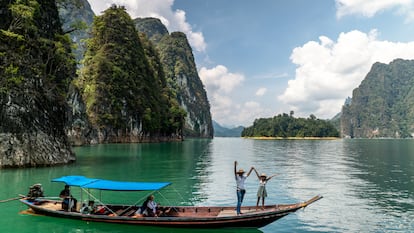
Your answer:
243;136;340;140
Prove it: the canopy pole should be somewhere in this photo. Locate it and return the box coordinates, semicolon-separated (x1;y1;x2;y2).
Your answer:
120;190;157;215
80;188;117;215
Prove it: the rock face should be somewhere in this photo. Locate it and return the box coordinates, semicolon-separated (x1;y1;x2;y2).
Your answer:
60;8;213;143
75;6;187;143
0;133;74;167
0;0;76;167
135;18;214;138
66;85;98;145
57;0;94;62
341;59;414;138
58;0;98;145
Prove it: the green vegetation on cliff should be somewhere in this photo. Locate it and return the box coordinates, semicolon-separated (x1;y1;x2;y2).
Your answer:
242;113;339;138
341;59;414;138
0;0;75;136
158;32;213;137
76;5;185;139
134;18;213;138
0;0;76;167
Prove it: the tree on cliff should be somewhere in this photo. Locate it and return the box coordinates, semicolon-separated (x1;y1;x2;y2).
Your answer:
0;0;76;167
76;5;185;141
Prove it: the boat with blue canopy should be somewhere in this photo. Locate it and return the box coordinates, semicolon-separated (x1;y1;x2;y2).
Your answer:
51;175;170;191
20;175;322;228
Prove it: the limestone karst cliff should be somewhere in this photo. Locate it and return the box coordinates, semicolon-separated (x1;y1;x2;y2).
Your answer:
341;59;414;138
134;18;214;138
0;0;76;167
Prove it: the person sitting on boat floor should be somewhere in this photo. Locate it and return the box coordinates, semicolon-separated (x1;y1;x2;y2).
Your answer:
80;200;95;214
234;161;254;215
135;195;170;217
253;168;276;210
59;185;77;212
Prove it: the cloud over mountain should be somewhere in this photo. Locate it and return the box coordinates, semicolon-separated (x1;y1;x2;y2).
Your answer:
279;29;414;119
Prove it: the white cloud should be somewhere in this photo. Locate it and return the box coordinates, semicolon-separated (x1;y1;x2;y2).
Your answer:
336;0;414;20
199;65;251;125
199;65;244;94
88;0;206;52
255;88;267;96
279;29;414;119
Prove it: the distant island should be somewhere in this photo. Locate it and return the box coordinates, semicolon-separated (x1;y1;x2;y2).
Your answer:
241;112;339;138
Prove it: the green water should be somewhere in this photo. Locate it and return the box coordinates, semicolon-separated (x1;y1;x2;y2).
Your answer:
1;138;414;232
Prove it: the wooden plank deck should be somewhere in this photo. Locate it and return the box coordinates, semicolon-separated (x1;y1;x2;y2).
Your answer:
217;208;258;217
42;201;62;211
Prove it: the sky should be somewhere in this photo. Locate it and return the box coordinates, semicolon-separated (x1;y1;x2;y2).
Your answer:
88;0;414;127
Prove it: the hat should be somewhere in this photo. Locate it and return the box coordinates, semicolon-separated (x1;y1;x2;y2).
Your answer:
260;173;267;177
236;169;245;174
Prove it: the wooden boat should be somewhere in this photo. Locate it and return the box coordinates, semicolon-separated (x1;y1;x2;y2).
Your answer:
20;176;322;228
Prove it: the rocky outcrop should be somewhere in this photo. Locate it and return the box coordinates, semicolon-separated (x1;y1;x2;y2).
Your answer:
57;0;94;63
75;6;186;143
57;0;98;145
0;133;75;167
135;18;214;138
341;59;414;138
0;0;76;167
66;84;98;145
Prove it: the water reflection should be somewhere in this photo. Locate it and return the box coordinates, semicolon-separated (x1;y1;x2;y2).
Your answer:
343;140;414;231
2;138;414;232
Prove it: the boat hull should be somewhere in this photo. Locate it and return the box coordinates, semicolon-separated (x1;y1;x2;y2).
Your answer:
20;195;321;228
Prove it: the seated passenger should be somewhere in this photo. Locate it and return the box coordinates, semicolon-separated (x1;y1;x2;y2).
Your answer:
146;195;158;217
135;195;171;217
80;200;95;214
59;185;77;212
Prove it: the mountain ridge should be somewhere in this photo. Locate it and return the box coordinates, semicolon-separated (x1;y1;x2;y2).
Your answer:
213;121;244;137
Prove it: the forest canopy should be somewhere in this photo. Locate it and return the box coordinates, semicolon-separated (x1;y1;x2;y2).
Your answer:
242;113;339;138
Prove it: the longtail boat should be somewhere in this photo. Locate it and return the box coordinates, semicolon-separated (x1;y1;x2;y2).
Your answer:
20;176;322;228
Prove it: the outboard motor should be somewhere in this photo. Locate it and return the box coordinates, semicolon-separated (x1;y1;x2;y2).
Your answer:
27;183;44;200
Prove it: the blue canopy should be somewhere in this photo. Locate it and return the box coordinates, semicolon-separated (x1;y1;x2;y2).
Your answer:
52;176;171;191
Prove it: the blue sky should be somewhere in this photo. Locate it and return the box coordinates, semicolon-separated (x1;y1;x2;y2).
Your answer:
88;0;414;127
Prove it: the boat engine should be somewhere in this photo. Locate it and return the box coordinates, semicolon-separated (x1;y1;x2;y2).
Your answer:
27;183;44;200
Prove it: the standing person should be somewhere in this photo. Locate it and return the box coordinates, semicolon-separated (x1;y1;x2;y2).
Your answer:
59;184;77;212
234;161;254;215
253;168;276;210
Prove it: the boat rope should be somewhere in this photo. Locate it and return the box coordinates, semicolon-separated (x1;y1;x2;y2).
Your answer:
155;190;180;213
156;191;171;206
171;186;194;206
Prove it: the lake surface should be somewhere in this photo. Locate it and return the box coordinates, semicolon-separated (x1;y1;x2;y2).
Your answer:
1;138;413;232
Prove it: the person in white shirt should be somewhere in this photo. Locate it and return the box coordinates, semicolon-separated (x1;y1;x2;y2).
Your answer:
234;160;254;215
